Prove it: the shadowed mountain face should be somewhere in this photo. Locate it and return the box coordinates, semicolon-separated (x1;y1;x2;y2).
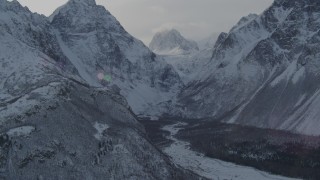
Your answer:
0;0;199;179
176;0;320;135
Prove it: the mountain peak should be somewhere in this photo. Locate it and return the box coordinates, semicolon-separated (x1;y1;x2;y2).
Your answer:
230;13;258;32
149;29;199;55
160;28;180;35
50;0;125;34
70;0;96;6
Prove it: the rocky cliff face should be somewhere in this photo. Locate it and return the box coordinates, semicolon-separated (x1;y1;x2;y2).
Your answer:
0;0;199;179
177;0;320;136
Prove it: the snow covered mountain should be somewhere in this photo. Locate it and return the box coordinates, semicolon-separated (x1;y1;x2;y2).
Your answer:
150;30;215;84
2;0;319;177
176;0;320;136
149;29;199;55
161;49;213;85
0;0;198;179
230;13;259;32
49;0;183;118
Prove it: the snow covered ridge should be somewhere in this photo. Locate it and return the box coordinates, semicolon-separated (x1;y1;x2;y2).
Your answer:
149;29;199;55
230;14;259;32
176;0;320;136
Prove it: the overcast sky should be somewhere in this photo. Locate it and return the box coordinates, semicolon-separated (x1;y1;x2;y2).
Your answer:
16;0;273;45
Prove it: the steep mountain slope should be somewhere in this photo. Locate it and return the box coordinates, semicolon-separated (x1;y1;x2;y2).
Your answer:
161;49;213;85
0;0;200;179
230;13;259;32
50;0;183;118
149;29;199;55
177;0;320;135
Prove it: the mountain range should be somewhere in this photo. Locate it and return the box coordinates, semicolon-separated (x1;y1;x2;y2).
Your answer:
1;0;320;178
0;0;198;178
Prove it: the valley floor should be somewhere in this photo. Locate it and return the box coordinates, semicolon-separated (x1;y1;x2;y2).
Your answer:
161;122;298;180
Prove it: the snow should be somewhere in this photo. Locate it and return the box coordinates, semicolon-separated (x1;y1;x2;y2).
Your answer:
230;14;259;33
93;122;109;140
272;7;293;24
112;144;129;154
292;67;305;84
7;126;35;137
270;60;298;87
0;83;58;124
55;30;101;87
281;89;320;136
162;48;212;84
294;94;307;108
162;123;299;180
123;82;178;117
49;2;183;119
199;19;270;82
120;38;153;64
228;67;277;123
149;29;199;55
154;47;188;56
0;33;45;89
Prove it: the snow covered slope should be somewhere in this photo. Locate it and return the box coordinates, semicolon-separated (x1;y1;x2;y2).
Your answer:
49;0;183;118
0;0;199;179
149;29;199;55
161;48;213;84
177;0;320;136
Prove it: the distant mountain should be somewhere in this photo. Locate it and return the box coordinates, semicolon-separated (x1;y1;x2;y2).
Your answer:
0;0;197;179
197;33;220;50
149;29;199;55
176;0;320;136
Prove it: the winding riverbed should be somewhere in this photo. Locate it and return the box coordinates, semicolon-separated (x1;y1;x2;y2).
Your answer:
162;122;299;180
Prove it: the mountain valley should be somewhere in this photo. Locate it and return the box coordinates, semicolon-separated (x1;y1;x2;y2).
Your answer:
1;0;320;179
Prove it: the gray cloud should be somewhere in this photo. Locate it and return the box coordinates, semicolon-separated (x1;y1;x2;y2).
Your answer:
16;0;273;45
